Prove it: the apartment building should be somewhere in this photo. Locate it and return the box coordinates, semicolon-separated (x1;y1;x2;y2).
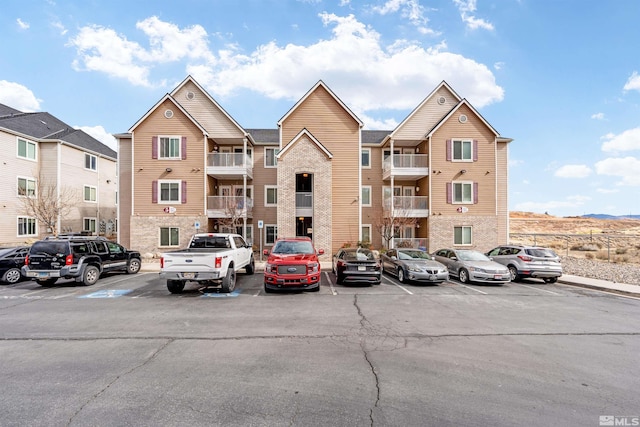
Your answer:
0;104;117;246
116;76;512;259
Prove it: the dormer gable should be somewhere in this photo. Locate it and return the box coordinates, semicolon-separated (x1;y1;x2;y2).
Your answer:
277;128;333;160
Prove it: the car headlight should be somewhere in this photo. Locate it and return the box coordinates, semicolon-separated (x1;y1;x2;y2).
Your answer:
408;266;422;272
470;267;487;273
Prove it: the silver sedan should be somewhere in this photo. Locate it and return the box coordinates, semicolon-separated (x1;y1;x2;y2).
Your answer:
432;248;511;284
380;248;449;284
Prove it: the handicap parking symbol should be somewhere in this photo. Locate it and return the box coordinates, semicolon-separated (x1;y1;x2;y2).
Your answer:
78;290;132;299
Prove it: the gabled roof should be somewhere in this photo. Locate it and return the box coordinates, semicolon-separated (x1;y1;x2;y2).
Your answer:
170;75;253;142
278;80;363;128
128;93;208;136
277;128;333;160
363;130;391;144
426;98;500;138
246;128;279;144
0;104;116;159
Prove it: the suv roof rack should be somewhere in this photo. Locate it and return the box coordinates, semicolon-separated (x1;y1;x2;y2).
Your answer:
44;235;107;241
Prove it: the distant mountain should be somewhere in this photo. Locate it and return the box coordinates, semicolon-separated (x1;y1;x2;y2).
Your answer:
582;214;640;220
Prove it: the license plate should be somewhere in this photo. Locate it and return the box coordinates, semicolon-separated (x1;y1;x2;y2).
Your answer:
358;266;366;271
39;272;49;278
494;275;503;279
183;272;195;279
429;274;436;281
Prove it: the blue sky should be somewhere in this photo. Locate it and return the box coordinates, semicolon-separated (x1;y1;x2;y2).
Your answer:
1;0;639;217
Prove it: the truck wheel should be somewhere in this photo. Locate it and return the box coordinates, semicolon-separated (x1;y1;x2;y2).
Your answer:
167;280;185;294
37;278;57;287
264;283;274;293
221;267;236;293
126;258;141;274
82;266;100;286
245;256;255;275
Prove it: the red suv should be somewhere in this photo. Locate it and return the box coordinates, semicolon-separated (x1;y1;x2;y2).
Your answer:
263;237;324;293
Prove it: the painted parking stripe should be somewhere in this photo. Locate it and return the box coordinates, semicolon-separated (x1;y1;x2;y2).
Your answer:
324;272;338;295
201;289;242;298
518;283;560;295
78;289;133;298
456;283;488;295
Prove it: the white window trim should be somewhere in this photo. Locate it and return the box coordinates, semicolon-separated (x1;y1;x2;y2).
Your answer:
17;176;37;197
83;217;97;233
83;185;98;203
264;185;278;207
362;186;372;207
361;148;371;169
85;153;98;171
452;139;473;162
452;181;473;204
17;137;37;162
158;135;182;160
158;180;181;204
265;224;277;246
17;216;37;237
264;147;279;168
361;224;372;243
454;225;473;246
159;226;180;247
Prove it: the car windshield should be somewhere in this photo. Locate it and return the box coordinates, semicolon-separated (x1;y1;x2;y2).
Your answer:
344;249;375;261
398;250;430;260
456;250;490;262
272;241;314;254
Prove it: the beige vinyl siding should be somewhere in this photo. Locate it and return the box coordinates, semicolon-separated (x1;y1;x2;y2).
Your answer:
118;137;133;248
430;105;497;216
280;85;361;255
132;99;206;216
393;87;459;140
173;81;244;139
362;145;385;249
251;145;278;228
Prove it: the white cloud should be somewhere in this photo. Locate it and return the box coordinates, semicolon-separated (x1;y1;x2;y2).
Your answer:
596;188;619;194
17;18;29;30
0;80;41;111
509;159;523;167
601;127;640;152
623;71;640;92
52;21;68;36
371;0;437;35
595;156;640;186
494;61;504;70
591;112;604;120
555;164;592;178
452;0;494;31
76;125;118;151
515;195;591;213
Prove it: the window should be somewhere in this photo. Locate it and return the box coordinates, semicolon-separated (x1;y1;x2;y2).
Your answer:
159;181;180;203
160;227;180;246
361;225;372;244
453;182;473;203
265;186;278;207
454;226;472;245
361;148;371;168
265;225;277;245
84;185;97;202
83;218;97;233
17;177;36;197
18;217;37;236
265;147;280;167
362;186;371;206
85;153;97;171
447;139;477;162
159;136;181;159
17;138;36;160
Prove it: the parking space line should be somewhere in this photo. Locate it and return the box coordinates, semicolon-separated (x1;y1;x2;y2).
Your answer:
518;283;560;295
557;282;640;301
324;272;338;295
456;283;487;294
381;277;414;294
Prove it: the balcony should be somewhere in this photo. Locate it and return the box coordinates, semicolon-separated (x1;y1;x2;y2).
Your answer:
382;154;429;180
391;238;429;251
207;196;253;218
206;153;253;180
383;196;429;218
296;192;313;217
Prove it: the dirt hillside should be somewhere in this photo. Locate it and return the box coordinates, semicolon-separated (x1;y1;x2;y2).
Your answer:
510;211;640;235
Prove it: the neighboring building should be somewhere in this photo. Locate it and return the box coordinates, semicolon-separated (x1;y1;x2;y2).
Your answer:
0;104;117;246
116;76;512;259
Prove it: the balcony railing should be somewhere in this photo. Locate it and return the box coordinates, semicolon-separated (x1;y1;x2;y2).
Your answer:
206;153;253;179
206;196;253;218
391;238;429;252
296;192;313;208
382;154;429;179
383;196;429;212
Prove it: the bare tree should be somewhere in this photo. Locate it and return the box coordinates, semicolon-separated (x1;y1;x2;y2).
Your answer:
217;196;245;234
374;201;418;249
20;170;79;237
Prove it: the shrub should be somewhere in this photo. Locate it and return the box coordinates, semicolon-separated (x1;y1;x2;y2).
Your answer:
615;247;628;255
595;250;608;260
585;252;595;259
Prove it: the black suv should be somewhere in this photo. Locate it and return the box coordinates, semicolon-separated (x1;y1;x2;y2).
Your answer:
22;236;142;287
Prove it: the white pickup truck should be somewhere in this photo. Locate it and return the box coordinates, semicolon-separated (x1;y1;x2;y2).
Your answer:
159;233;255;294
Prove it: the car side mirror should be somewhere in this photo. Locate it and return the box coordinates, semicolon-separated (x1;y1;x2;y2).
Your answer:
450;257;457;261
391;256;397;260
318;249;325;255
263;249;270;256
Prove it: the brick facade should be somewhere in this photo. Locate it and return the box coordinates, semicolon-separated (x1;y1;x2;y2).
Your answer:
428;215;499;252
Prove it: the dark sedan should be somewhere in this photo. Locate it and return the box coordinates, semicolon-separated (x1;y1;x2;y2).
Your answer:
332;248;381;285
0;246;30;284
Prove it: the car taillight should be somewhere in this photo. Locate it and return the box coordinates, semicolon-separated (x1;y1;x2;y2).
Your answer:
25;255;29;265
65;255;73;265
160;257;165;268
215;257;222;268
517;255;533;262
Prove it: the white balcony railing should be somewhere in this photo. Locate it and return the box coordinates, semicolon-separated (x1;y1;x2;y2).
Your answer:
207;196;253;218
382;154;429;174
383;196;429;212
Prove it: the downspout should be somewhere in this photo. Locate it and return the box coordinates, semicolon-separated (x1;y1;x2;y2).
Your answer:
427;135;432;252
243;137;248;239
57;142;61;235
390;138;395;249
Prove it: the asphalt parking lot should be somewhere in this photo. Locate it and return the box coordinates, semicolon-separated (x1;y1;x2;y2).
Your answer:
1;270;639;426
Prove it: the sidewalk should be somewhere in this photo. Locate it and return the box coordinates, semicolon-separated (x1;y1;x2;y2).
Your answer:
141;261;640;296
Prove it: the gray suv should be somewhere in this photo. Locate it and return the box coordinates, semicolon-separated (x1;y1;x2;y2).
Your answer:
486;245;562;283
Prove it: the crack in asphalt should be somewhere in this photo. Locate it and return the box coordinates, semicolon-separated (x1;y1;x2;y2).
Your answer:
353;294;380;426
66;338;173;427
